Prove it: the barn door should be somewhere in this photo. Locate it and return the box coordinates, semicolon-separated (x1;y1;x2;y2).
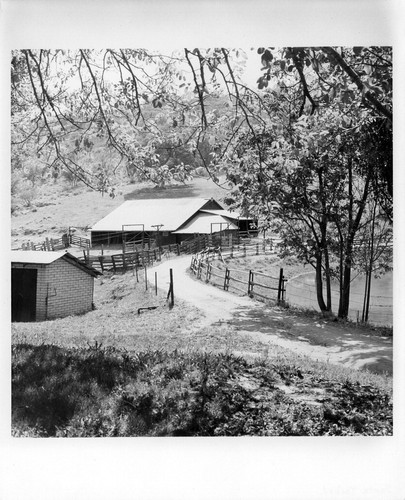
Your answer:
12;268;37;322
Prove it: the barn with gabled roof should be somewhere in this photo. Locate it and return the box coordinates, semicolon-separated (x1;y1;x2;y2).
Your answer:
90;197;253;246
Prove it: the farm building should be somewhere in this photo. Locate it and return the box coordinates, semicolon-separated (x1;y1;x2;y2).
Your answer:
90;197;255;246
11;251;101;322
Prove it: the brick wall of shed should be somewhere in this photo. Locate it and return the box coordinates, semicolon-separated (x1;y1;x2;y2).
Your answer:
42;259;94;320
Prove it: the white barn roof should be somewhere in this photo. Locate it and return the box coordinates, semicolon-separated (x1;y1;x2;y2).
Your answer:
90;198;226;233
200;209;251;220
173;213;238;234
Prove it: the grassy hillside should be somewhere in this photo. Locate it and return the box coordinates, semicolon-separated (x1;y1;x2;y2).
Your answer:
11;176;230;248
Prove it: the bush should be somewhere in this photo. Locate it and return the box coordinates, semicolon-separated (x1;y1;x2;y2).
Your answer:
11;344;392;437
18;185;37;207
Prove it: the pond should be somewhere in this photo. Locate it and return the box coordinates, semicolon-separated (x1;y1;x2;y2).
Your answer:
286;271;393;327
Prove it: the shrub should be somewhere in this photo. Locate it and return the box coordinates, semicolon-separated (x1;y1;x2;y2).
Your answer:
11;344;392;437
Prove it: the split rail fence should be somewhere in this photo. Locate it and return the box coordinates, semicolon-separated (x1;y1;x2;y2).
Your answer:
79;247;165;273
190;242;286;305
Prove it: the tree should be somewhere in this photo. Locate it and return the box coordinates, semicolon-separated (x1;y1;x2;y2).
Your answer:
254;47;392;210
11;49;202;193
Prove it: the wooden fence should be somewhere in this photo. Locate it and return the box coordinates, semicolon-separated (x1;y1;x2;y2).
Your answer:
19;233;90;252
69;234;91;249
21;236;69;252
190;252;286;305
79;247;165;273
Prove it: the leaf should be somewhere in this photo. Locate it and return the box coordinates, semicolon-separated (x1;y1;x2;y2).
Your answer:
261;49;273;68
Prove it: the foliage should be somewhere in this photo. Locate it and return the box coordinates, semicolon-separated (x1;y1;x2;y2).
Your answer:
12;344;392;437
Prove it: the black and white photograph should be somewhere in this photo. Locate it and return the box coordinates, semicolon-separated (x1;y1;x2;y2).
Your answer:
1;1;404;499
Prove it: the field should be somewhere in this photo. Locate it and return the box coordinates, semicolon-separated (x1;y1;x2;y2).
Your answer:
10;177;393;437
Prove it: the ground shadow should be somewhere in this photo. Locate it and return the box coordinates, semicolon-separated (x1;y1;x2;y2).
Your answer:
228;306;393;375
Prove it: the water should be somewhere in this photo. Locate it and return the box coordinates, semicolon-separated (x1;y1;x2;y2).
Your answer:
286;271;393;327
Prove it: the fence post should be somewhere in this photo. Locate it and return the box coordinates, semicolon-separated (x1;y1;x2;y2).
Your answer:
155;272;158;296
145;266;148;291
248;270;254;297
277;268;284;305
224;268;230;291
197;260;202;279
168;268;174;309
205;262;210;282
243;244;246;257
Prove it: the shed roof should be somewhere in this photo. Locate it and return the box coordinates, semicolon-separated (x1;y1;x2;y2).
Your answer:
90;197;225;233
173;213;238;234
11;250;64;265
11;251;101;277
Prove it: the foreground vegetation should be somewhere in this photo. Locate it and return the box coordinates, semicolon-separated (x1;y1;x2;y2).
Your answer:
12;266;392;437
12;343;392;437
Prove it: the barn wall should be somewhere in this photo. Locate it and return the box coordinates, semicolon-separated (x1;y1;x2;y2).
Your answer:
12;260;95;321
43;259;94;320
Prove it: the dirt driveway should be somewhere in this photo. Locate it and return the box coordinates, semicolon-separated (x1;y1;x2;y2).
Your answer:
152;256;393;375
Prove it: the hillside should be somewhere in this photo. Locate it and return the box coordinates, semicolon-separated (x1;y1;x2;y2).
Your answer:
11;176;230;249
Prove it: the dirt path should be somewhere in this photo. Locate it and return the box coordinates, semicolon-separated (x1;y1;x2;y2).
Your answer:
152;256;393;375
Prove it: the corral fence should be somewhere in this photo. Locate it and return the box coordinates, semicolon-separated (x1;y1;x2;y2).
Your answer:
79;247;166;273
19;233;91;252
190;242;286;305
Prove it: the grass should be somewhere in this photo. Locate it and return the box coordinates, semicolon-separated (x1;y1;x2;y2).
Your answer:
12;344;392;437
12;266;393;437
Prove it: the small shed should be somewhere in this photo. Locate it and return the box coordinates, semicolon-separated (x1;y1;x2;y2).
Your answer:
11;251;101;322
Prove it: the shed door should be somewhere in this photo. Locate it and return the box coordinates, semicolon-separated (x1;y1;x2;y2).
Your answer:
12;268;37;322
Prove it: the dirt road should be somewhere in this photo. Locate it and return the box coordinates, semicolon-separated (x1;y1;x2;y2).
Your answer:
152;256;393;375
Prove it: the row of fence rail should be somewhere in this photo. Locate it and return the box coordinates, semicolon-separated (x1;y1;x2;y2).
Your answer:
190;242;286;304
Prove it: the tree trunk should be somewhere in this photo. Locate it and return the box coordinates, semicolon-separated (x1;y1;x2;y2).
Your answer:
323;246;332;311
338;254;352;318
337;160;371;319
315;253;328;311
